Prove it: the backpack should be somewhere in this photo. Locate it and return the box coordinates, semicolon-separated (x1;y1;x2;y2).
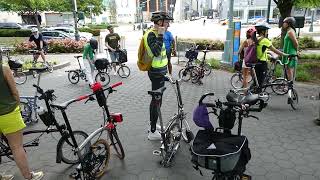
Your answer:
244;38;264;67
137;30;153;71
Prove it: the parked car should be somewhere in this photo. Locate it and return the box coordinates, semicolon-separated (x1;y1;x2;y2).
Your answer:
44;27;93;40
21;24;38;30
0;22;22;29
41;30;74;40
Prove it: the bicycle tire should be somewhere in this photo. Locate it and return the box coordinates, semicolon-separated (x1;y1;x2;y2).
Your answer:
68;71;80;84
14;71;27;85
47;62;54;73
191;68;200;84
57;130;89;164
230;73;243;89
167;122;181;150
204;63;212;76
20;101;32;124
271;78;288;95
109;129;125;159
88;138;110;178
178;68;191;82
181;119;194;143
32;70;37;78
95;72;110;87
290;89;299;110
117;65;130;78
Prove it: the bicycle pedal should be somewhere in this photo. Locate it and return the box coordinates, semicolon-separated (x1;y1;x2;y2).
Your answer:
153;150;161;156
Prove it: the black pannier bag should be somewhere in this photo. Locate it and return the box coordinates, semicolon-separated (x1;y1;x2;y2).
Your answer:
8;59;23;69
185;49;198;60
94;58;109;70
117;49;127;63
191;130;251;173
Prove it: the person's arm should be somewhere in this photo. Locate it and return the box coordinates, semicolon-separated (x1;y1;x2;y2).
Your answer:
238;41;246;55
117;33;121;49
288;30;299;50
269;45;287;56
147;32;163;57
29;35;33;42
105;36;115;52
3;66;20;104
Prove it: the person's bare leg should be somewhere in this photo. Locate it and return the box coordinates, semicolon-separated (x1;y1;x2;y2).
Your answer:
242;68;249;88
5;131;32;179
287;68;294;81
40;51;46;63
168;62;172;75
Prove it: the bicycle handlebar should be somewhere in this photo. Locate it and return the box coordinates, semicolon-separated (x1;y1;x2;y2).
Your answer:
277;54;298;66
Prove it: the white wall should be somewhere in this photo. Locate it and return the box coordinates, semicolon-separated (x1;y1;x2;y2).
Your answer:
0;12;22;23
115;0;136;23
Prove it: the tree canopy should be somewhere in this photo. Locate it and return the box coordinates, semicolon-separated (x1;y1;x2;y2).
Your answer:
273;0;320;18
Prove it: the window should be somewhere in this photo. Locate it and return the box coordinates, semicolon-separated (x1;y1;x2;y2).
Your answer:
42;32;53;37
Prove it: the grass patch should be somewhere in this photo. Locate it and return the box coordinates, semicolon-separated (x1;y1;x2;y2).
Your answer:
207;58;221;69
0;37;27;46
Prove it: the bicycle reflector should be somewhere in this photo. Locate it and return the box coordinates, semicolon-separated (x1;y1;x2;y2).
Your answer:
110;113;123;123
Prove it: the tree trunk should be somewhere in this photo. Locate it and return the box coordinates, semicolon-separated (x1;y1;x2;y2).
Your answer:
34;12;41;32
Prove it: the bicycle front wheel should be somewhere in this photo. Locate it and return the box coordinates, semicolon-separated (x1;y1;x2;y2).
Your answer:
67;71;80;84
109;129;125;159
178;68;191;82
95;72;110;86
88;139;110;178
204;64;212;76
290;89;299;110
167;122;181;149
230;72;243;89
57;130;89;164
14;71;27;85
117;65;130;78
47;62;54;73
181;119;194;143
20;101;32;124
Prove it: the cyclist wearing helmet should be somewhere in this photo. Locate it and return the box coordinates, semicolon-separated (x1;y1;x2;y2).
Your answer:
282;17;299;81
82;38;98;85
145;11;173;140
238;27;257;89
254;22;288;90
29;27;48;65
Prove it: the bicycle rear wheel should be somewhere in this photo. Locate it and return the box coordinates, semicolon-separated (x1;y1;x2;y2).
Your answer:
57;130;89;164
271;78;288;95
117;65;130;78
290;89;299;110
20;101;32;124
67;71;80;84
95;72;110;87
191;68;200;84
14;71;27;85
108;128;125;159
230;72;243;89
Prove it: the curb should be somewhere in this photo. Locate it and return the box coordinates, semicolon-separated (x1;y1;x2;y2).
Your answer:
24;61;70;76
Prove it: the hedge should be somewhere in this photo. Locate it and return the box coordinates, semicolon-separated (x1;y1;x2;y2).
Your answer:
15;39;86;54
78;27;100;36
177;38;224;51
0;29;31;37
272;36;320;49
87;23;118;29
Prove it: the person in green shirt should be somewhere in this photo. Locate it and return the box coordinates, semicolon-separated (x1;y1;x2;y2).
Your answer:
254;22;288;90
82;38;98;85
282;17;299;81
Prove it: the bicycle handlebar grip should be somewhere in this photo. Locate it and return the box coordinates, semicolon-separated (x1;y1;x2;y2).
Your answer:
111;82;123;89
198;93;215;104
33;84;44;94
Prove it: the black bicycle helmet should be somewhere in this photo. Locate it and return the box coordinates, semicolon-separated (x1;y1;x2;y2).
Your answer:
255;22;270;31
151;11;173;23
89;38;98;50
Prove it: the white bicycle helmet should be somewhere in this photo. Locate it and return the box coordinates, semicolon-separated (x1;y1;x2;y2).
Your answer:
31;27;38;33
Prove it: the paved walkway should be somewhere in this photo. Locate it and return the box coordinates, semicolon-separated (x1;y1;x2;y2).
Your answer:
1;57;320;180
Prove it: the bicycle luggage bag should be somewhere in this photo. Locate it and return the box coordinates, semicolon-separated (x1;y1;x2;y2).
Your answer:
191;130;251;173
94;58;109;70
8;59;23;69
118;49;128;63
185;49;198;60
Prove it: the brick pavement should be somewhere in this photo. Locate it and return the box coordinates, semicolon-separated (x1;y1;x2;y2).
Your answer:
1;57;320;180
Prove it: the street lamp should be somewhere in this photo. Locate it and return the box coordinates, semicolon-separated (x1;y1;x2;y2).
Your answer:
309;8;315;32
87;5;95;24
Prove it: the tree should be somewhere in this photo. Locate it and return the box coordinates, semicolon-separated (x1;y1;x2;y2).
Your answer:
273;0;320;47
54;0;105;17
106;0;117;23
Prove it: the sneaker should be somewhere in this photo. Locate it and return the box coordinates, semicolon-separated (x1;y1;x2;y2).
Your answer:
148;130;162;141
0;173;14;180
26;171;44;180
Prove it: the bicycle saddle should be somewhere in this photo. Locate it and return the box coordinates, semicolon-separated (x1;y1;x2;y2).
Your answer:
148;86;166;96
226;91;259;105
74;55;82;59
29;67;48;73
